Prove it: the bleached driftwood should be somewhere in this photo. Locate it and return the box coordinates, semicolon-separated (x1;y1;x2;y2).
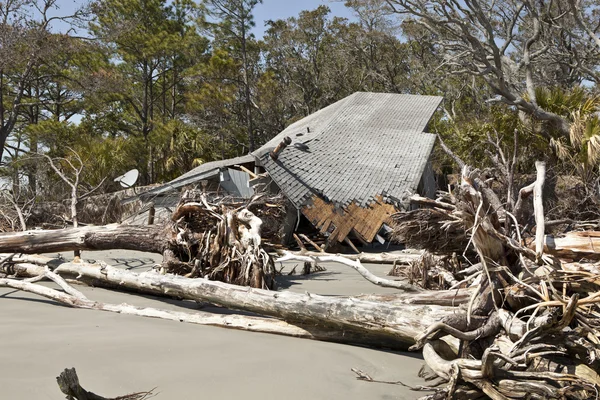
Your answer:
276;249;428;264
0;268;387;346
5;260;455;349
540;231;600;260
0;225;168;254
276;251;422;292
533;161;546;258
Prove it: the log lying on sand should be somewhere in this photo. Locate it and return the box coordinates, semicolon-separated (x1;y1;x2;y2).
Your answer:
1;267;407;347
0;225;168;254
276;249;428;264
4;260;456;349
0;193;278;289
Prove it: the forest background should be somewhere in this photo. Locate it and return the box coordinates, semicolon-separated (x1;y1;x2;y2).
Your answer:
1;0;600;229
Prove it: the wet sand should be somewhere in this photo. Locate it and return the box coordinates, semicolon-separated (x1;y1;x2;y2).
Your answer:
0;250;425;399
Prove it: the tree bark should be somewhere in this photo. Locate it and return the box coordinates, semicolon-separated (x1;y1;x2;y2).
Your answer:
0;224;170;254
9;260;456;349
0;270;401;348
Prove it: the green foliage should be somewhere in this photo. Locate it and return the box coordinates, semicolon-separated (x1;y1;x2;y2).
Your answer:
2;0;600;213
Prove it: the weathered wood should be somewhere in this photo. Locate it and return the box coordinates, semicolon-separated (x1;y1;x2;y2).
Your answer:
276;252;422;292
540;231;600;260
0;224;169;254
276;249;428;264
409;194;455;211
56;368;109;400
292;233;307;251
344;237;361;254
356;288;473;306
147;203;155;225
533;161;546;258
0;270;396;348
299;234;324;252
11;261;455;349
301;194;397;244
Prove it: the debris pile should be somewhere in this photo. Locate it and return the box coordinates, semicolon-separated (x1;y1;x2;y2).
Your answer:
159;191;280;288
390;163;600;399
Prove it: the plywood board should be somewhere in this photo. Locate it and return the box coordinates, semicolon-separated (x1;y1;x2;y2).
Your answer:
301;195;397;244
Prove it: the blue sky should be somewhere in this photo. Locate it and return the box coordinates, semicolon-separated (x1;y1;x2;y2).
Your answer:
51;0;356;37
253;0;355;36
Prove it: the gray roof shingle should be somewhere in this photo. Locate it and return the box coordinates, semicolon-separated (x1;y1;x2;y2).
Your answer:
256;92;442;209
127;92;441;209
132;154;254;201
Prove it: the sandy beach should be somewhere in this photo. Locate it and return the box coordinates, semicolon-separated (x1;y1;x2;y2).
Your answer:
0;250;426;399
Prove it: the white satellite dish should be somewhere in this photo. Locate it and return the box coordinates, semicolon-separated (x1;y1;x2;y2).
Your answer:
114;169;139;188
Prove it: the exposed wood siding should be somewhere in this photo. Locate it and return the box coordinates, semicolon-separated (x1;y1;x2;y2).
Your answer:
301;194;397;244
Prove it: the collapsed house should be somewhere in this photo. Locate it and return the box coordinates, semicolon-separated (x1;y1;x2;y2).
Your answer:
125;92;443;247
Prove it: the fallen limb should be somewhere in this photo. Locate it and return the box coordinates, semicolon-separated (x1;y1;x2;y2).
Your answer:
276;251;422;292
276;249;428;264
7;260;455;349
56;367;154;400
540;231;600;260
0;269;395;347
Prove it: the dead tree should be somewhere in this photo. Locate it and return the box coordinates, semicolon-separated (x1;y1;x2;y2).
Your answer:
41;149;106;258
1;259;458;350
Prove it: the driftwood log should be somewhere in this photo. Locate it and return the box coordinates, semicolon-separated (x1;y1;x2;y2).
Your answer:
0;266;405;346
0;194;277;289
1;259;456;350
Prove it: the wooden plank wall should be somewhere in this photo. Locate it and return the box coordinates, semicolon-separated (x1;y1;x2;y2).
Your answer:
301;195;397;243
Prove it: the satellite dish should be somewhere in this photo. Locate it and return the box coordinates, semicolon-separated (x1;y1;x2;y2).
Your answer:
114;169;139;188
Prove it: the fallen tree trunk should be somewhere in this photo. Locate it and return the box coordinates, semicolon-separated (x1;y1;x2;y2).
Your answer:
0;193;279;289
0;268;409;348
276;249;428;264
5;258;474;307
0;225;168;254
7;260;456;349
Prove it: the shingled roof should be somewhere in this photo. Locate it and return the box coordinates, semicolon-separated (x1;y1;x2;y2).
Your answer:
128;154;254;202
255;92;442;210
